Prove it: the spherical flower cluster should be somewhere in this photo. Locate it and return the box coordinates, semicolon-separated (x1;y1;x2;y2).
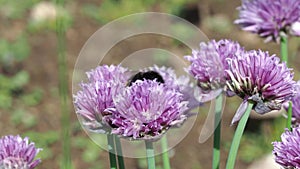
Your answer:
74;65;194;140
235;0;300;42
185;39;244;102
226;50;296;124
0;135;42;169
103;80;188;140
272;127;300;168
73;65;130;133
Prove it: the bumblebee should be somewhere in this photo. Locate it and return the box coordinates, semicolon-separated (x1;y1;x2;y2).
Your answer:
127;71;164;86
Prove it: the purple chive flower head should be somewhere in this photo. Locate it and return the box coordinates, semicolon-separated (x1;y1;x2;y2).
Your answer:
103;80;188;140
73;65;130;133
0;135;42;169
235;0;300;43
143;65;199;111
185;39;244;102
272;127;300;168
86;64;129;83
226;50;296;124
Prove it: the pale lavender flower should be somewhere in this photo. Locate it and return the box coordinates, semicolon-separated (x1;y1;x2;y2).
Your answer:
226;50;296;124
185;39;244;102
235;0;300;43
0;135;42;169
272;127;300;168
73;65;130;133
103;80;188;140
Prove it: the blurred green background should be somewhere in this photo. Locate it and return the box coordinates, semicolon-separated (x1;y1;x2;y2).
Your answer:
0;0;299;168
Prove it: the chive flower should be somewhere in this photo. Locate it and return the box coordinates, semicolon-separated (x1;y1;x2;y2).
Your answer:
185;39;244;102
272;127;300;168
0;135;42;169
73;65;130;133
226;50;296;124
143;65;199;112
235;0;300;42
103;80;188;140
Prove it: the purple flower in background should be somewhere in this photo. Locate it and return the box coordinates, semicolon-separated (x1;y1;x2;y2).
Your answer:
103;80;188;140
284;81;300;124
0;135;42;169
185;39;244;102
272;127;300;168
226;50;296;124
235;0;300;43
73;65;130;133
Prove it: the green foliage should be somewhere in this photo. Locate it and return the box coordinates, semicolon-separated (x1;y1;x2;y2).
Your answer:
82;0;197;24
23;131;60;159
203;15;233;34
72;137;102;163
239;118;286;163
239;133;272;163
0;36;30;68
21;88;43;106
0;71;30;109
10;109;37;128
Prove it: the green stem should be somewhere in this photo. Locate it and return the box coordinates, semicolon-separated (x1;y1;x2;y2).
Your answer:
107;135;117;169
56;0;71;168
225;102;254;169
280;36;288;64
280;36;292;131
114;136;125;169
212;95;223;169
145;141;156;169
287;101;292;131
161;135;171;169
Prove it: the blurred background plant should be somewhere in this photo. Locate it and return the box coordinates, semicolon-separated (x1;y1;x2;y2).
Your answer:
0;0;299;168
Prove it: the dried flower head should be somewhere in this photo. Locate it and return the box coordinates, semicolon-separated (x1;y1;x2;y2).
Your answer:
235;0;300;42
0;135;42;169
103;80;188;140
226;50;296;124
185;39;244;102
273;127;300;168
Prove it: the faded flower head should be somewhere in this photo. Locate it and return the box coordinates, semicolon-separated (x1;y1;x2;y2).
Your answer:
0;135;42;169
73;65;130;133
185;39;244;102
235;0;300;42
103;80;188;140
226;50;296;124
272;127;300;168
